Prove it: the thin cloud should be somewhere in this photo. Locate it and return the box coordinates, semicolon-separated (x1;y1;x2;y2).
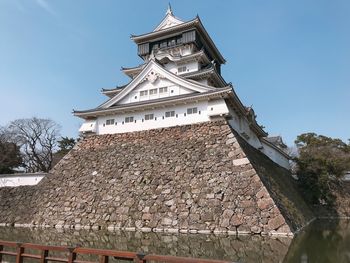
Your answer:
35;0;57;17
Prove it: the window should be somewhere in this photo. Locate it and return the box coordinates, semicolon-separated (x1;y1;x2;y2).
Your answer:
149;88;157;95
168;39;176;46
165;111;175;118
176;38;182;45
187;107;198;115
178;66;187;73
152;43;159;50
106;119;115;125
125;116;134;123
160;41;167;48
140;90;148;97
159;87;168;94
145;114;154;120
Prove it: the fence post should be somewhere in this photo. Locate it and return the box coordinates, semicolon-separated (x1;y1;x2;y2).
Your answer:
134;252;146;263
40;249;49;263
67;248;77;263
0;244;3;262
99;255;109;263
16;243;24;263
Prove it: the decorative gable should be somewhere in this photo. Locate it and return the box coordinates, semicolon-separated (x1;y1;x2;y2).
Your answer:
153;5;184;31
99;60;216;109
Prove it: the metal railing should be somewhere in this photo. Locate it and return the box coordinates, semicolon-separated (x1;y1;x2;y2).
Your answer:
0;240;233;263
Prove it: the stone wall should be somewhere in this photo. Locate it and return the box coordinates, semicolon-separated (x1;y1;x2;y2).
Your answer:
0;120;313;235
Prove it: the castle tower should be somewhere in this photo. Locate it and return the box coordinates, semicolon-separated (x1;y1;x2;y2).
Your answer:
74;8;290;169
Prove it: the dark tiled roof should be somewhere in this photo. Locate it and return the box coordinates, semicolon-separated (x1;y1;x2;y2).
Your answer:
101;84;128;93
265;136;287;148
182;66;226;87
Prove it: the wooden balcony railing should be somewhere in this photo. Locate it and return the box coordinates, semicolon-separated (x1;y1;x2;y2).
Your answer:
0;240;234;263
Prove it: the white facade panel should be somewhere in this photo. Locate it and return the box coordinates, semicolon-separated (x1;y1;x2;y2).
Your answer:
261;142;291;170
227;108;262;149
96;101;210;134
164;61;199;75
118;79;194;105
79;120;97;133
0;173;46;187
207;99;229;117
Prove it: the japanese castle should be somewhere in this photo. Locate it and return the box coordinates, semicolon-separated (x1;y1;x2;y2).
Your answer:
74;6;290;169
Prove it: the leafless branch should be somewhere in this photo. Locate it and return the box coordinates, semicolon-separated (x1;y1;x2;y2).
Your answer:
6;117;61;172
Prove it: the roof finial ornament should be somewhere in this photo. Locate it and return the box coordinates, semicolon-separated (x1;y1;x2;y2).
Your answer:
166;3;173;15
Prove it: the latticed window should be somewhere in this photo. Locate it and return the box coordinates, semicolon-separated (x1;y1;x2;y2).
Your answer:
187;107;198;115
178;66;187;73
168;39;176;46
125;116;134;123
160;41;167;48
106;119;115;125
159;87;168;93
165;111;175;118
140;90;148;97
145;114;154;120
149;88;157;95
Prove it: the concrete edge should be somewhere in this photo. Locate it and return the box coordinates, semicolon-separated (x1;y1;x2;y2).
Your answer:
0;223;295;237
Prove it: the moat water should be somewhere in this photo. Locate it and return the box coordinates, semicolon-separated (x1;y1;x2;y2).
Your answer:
0;219;349;263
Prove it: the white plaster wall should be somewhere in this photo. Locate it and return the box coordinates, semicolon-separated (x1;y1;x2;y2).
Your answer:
197;79;209;85
164;60;199;75
119;79;194;105
96;101;211;134
226;107;290;169
80;97;291;170
227;108;262;149
208;99;229;116
261;142;290;170
178;45;193;56
0;175;45;187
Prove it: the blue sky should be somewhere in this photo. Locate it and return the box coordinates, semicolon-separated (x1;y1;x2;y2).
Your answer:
0;0;349;145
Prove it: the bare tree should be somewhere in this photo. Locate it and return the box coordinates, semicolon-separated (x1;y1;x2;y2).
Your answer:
7;117;61;172
0;126;22;173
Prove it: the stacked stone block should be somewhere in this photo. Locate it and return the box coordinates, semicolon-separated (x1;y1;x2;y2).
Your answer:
0;120;314;235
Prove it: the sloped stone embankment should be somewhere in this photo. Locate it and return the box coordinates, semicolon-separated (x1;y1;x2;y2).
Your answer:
0;120;314;235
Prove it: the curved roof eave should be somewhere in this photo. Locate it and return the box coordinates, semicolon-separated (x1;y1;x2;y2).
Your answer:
182;66;227;87
73;87;232;118
225;87;268;137
261;138;290;159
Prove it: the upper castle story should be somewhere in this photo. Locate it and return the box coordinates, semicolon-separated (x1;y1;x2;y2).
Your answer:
129;5;225;84
101;5;227;103
73;6;291;170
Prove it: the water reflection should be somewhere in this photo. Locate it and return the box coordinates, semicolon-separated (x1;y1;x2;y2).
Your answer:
284;220;350;263
0;227;291;263
0;220;349;263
